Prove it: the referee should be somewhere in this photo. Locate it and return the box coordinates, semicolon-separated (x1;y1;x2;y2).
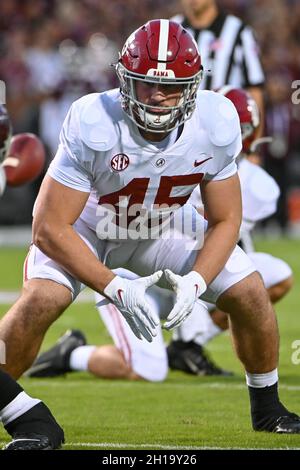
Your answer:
172;0;265;140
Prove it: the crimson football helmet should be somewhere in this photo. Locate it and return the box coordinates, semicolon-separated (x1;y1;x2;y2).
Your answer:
116;19;203;133
0;104;12;163
217;86;260;153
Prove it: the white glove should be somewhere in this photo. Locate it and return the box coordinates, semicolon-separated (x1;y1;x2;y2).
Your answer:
163;269;207;330
103;271;163;342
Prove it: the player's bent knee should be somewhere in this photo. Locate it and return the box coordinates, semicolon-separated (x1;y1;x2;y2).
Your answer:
22;279;72;313
216;271;269;313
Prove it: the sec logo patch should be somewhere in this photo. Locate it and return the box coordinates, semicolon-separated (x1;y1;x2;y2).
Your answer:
110;153;130;172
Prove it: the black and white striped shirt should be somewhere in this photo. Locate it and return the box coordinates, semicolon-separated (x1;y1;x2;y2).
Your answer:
172;11;265;90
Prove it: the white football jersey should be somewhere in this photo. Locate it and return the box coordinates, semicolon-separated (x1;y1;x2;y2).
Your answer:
48;88;241;237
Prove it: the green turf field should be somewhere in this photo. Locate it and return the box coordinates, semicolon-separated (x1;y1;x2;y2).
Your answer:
0;239;299;449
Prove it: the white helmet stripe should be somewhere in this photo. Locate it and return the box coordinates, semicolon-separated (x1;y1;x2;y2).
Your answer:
157;19;169;71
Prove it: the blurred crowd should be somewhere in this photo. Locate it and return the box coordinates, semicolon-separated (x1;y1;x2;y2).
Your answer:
0;0;300;231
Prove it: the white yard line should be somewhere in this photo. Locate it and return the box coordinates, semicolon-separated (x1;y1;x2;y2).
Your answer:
67;442;217;449
1;440;299;450
65;442;300;450
23;379;300;391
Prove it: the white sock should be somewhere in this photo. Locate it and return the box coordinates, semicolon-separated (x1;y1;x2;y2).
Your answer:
69;345;97;371
246;368;278;388
0;391;41;426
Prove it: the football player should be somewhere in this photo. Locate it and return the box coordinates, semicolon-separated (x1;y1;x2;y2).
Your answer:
1;20;300;434
27;89;293;382
0;104;64;450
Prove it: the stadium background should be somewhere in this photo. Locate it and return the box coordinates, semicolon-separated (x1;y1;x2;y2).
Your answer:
0;0;300;450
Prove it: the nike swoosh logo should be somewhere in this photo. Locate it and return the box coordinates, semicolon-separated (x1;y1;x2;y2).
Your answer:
8;438;41;443
117;289;124;303
194;157;212;167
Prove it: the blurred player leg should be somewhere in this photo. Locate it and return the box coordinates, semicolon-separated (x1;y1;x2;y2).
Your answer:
93;268;168;381
92;296;168;381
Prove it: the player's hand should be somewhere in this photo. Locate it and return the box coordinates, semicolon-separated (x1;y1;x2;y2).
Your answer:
103;271;163;342
163;269;207;330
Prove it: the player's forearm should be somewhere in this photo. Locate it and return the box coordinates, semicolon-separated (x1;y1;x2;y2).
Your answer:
33;222;115;293
192;220;240;286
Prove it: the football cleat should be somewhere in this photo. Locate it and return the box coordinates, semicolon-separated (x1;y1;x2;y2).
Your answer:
25;329;86;377
4;433;60;450
167;340;233;376
253;412;300;434
273;414;300;433
3;402;64;450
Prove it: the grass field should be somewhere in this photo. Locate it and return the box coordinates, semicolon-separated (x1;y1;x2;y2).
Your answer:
0;239;299;450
